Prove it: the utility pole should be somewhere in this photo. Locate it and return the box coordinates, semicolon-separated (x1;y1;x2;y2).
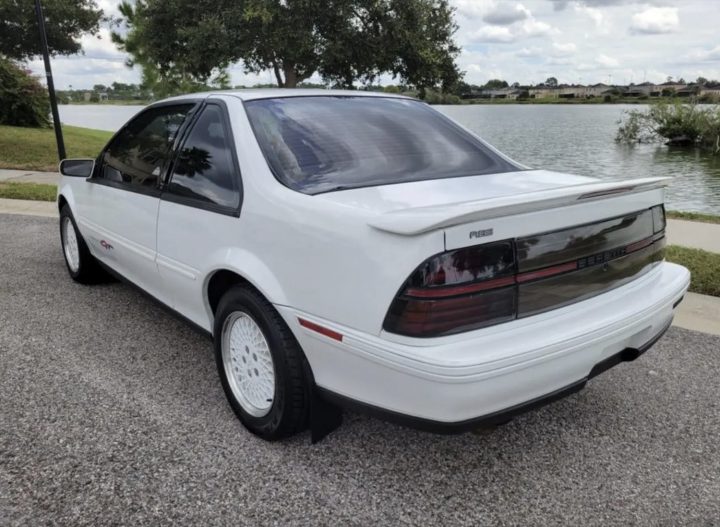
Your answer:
34;0;66;161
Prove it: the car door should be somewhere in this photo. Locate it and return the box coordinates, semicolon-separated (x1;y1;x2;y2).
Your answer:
156;101;243;328
76;102;196;302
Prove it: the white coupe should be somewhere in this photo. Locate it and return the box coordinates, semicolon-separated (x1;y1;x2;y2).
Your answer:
57;90;690;441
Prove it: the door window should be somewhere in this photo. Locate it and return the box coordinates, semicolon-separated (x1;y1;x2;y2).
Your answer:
100;104;194;190
166;104;240;209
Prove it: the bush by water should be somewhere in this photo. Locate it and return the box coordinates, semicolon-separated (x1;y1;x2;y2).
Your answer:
616;101;720;154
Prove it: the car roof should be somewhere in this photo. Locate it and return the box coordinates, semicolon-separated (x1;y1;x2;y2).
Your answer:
157;88;414;104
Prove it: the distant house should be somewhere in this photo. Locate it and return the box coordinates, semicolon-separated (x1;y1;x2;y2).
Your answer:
528;86;557;98
478;88;521;99
675;84;700;97
700;86;720;98
625;82;660;97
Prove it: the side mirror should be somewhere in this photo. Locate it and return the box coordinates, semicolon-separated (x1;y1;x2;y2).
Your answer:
59;159;94;178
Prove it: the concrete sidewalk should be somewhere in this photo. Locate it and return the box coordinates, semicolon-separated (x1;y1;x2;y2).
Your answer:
0;169;59;185
666;219;720;253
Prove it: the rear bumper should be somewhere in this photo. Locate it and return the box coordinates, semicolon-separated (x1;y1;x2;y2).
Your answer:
278;261;690;426
316;318;672;433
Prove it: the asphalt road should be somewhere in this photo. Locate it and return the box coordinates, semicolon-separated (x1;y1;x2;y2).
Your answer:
1;214;719;526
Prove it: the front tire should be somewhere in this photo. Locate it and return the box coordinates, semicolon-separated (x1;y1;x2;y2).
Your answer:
59;205;104;284
214;286;311;440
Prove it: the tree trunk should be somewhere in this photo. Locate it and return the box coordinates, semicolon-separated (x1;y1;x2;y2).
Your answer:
283;65;298;88
272;62;283;88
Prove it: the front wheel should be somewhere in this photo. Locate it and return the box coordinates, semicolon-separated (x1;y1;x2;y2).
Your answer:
214;286;311;440
59;205;105;283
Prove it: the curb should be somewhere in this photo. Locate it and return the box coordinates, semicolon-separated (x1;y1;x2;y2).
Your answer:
0;198;57;217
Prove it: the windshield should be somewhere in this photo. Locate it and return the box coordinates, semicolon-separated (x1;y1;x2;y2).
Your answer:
244;96;520;194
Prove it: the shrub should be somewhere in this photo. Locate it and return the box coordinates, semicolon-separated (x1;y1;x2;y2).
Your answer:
0;57;49;127
421;88;461;104
616;101;720;153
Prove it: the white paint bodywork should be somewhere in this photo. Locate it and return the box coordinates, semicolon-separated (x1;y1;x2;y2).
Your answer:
58;90;690;424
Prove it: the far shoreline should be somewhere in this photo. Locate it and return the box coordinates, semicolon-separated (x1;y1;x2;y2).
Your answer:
61;98;718;107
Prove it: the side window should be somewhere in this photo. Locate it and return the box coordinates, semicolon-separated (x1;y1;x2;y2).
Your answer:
166;104;240;209
100;104;194;190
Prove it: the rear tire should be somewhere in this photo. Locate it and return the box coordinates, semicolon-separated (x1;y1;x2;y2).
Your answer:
214;285;311;440
59;205;105;284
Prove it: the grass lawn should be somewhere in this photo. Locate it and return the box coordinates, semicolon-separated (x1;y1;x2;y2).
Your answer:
0;124;112;172
0;182;57;201
666;210;720;225
665;245;720;297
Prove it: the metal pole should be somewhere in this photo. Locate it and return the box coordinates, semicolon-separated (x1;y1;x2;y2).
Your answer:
34;0;66;160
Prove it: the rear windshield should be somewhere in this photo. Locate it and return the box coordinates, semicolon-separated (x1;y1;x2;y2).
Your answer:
244;96;519;194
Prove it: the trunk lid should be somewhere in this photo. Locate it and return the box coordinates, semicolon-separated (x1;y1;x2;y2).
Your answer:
352;170;671;337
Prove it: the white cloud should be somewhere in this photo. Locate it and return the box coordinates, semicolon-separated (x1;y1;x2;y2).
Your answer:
78;28;126;60
453;0;494;19
574;5;603;28
688;45;720;62
596;53;619;67
483;3;531;25
470;25;516;43
552;42;577;56
516;46;543;58
630;7;679;35
520;18;555;37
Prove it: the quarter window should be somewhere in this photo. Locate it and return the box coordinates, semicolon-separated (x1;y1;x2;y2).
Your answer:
166;104;240;209
100;104;193;190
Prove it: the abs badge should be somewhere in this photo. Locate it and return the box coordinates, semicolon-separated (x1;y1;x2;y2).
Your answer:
100;240;114;251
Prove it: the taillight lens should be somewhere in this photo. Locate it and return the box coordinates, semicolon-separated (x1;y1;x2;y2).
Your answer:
651;204;666;234
384;206;668;338
383;241;517;337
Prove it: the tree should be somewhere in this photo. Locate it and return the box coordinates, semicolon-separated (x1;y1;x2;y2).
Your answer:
111;1;229;97
0;57;49;127
114;0;462;92
0;0;102;60
483;79;508;89
696;76;708;86
545;76;558;87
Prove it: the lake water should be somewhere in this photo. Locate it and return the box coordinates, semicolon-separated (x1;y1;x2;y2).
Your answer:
58;103;720;214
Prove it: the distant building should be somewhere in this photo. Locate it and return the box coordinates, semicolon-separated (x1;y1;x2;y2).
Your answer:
700;86;720;98
625;82;661;97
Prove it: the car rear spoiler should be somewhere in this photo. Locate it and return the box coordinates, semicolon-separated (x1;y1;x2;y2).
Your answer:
368;177;670;236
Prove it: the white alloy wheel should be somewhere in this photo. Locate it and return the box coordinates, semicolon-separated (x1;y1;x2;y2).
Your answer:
62;216;80;272
221;311;276;417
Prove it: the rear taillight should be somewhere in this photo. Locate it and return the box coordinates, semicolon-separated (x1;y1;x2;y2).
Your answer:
383;205;667;338
384;241;517;337
652;204;666;234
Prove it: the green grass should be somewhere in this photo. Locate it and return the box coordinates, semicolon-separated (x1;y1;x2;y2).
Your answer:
0;124;112;172
666;210;720;225
665;245;720;297
0;181;57;201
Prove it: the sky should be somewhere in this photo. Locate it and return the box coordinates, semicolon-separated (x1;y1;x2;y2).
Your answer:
27;0;720;90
